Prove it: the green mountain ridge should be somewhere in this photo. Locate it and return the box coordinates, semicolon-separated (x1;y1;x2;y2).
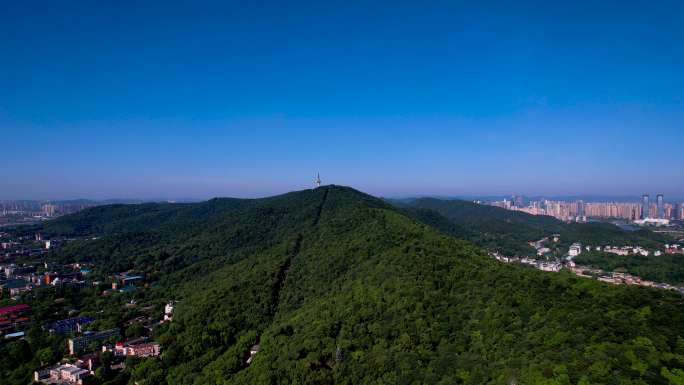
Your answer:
10;186;684;384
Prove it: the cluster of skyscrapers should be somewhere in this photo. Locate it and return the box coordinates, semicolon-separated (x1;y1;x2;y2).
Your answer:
0;200;99;219
642;194;667;220
490;194;684;223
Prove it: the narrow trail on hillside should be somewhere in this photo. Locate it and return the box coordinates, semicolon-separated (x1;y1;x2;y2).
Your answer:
246;188;330;367
271;187;329;315
269;234;302;317
312;186;329;226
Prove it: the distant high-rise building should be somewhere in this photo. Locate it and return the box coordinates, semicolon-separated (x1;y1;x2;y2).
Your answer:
656;194;664;219
41;203;57;217
642;194;650;219
577;200;585;217
514;196;525;208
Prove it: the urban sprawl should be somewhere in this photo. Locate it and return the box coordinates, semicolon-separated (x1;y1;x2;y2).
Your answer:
491;236;684;295
0;230;171;385
482;194;684;294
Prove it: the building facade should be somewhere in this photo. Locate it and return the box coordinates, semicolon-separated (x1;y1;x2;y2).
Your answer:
68;329;119;355
642;194;650;219
657;194;664;218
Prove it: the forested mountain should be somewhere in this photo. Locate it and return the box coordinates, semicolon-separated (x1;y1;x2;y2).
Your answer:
8;186;684;384
397;198;670;256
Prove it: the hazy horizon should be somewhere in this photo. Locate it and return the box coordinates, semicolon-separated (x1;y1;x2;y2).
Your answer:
2;187;683;203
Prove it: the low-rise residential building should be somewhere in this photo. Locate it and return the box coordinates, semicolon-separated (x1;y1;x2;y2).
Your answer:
35;363;90;384
0;304;29;317
601;245;652;256
112;273;144;291
0;315;30;333
68;329;119;355
536;247;551;256
634;218;670;226
633;246;650;256
164;301;174;322
2;279;33;295
46;316;95;334
4;331;25;339
44;271;84;285
604;246;631;256
127;342;161;357
568;243;582;257
598;276;616;284
104;341;161;357
538;261;562;272
76;354;100;372
3;264;36;278
665;244;684;254
246;344;260;364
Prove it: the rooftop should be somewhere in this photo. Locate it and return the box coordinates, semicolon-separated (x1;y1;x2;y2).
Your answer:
0;304;29;316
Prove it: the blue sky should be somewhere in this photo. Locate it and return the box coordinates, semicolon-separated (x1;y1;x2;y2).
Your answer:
1;1;683;200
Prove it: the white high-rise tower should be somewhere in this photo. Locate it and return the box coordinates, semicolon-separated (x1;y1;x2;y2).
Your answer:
315;173;321;188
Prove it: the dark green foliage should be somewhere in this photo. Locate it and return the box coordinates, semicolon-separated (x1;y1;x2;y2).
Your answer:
6;186;684;384
43;188;351;275
0;326;65;385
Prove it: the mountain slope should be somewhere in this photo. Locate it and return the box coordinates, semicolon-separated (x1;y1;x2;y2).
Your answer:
31;187;684;384
42;188;350;275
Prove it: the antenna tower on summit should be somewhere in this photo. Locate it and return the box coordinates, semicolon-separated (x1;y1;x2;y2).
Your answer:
315;173;322;188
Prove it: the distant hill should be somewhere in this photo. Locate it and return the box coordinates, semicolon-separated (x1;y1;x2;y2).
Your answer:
395;197;670;256
11;186;684;385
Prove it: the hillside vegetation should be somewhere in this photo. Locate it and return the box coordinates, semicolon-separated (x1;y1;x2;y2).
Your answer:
397;198;670;256
7;186;684;385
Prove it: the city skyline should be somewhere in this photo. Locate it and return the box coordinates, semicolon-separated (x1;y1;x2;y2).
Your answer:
490;194;684;222
2;191;684;203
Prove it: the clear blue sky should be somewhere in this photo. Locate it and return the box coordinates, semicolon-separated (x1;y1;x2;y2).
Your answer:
1;1;683;200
